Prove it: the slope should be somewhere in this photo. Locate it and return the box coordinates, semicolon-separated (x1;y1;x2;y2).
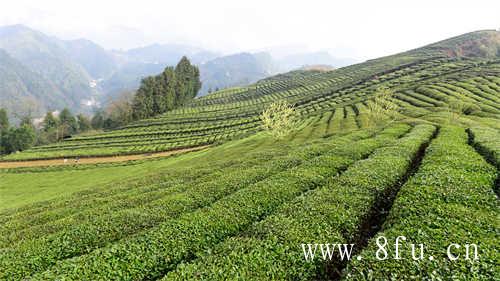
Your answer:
0;25;96;111
0;49;66;116
0;30;498;281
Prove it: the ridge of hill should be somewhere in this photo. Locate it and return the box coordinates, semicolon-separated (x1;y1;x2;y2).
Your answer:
0;49;66;115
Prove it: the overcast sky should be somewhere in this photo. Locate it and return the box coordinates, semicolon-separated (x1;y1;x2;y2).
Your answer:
1;0;499;60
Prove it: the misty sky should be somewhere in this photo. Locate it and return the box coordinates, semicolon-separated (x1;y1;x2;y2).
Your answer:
1;0;499;60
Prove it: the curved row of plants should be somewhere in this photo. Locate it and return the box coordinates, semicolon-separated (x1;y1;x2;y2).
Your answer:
24;124;410;280
343;126;499;280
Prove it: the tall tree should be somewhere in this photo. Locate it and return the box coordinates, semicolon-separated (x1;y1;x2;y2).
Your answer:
132;77;156;119
131;56;201;120
0;108;8;132
159;67;177;111
175;56;201;104
1;125;35;153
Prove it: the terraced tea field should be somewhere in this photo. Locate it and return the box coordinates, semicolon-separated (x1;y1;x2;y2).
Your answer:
0;30;499;280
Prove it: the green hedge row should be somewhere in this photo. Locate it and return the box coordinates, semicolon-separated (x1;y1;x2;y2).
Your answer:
0;136;287;222
1;142;315;278
26;124;410;280
468;126;500;169
0;149;291;247
162;124;436;280
0;165;218;232
344;126;499;280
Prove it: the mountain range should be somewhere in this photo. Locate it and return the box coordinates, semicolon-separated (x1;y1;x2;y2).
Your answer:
0;24;355;118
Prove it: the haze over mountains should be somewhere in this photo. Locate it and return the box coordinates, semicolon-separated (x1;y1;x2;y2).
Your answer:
0;24;354;118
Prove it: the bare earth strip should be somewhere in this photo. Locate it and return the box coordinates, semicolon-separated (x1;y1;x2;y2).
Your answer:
0;146;210;169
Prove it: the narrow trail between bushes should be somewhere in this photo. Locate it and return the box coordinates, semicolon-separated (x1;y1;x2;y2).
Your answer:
0;146;210;169
326;126;439;281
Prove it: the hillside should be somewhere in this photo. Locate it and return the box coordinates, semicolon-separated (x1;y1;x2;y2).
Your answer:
0;30;498;281
0;25;97;113
0;49;66;115
62;39;118;79
426;29;500;58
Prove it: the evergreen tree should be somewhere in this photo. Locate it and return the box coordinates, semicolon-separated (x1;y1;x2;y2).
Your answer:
132;77;156;119
175;56;201;103
175;56;191;104
158;67;176;111
192;67;201;98
0;108;8;132
131;56;201;120
1;125;35;153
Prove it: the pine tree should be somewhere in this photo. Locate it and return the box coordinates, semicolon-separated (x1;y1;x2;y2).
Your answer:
131;56;201;120
132;77;156;119
175;56;201;104
0;108;8;132
162;67;177;111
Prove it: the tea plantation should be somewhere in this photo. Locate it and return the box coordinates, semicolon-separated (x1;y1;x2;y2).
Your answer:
0;30;498;280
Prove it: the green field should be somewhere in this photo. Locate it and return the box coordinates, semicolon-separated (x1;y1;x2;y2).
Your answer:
0;30;499;280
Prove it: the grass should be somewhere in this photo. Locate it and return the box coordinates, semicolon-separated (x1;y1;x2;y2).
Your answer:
0;133;271;211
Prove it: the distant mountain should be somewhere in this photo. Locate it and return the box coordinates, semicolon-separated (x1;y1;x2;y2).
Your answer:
123;43;219;65
198;52;279;95
0;26;223;115
277;51;356;71
100;44;220;99
62;39;117;79
103;51;280;98
0;24;370;116
0;49;66;117
100;62;166;102
0;25;98;116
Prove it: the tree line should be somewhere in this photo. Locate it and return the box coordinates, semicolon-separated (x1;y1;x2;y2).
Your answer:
132;56;201;119
0;57;201;156
0;108;91;155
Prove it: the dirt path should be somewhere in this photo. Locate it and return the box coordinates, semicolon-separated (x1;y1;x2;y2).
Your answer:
0;146;210;169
